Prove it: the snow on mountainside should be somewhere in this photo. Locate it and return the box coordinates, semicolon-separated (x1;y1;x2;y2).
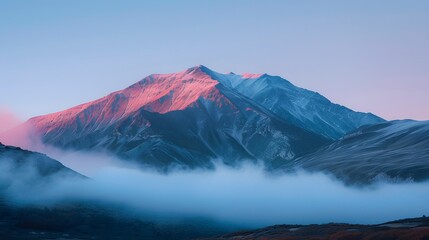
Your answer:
287;120;429;185
205;66;384;139
19;65;384;169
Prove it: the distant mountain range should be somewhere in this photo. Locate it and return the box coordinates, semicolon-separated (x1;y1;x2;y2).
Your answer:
15;65;384;171
288;120;429;185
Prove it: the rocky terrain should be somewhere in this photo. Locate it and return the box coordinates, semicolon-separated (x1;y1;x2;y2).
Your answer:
287;120;429;185
203;216;429;240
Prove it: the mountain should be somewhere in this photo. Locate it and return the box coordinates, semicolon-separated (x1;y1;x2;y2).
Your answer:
0;142;83;179
287;120;429;185
17;66;383;169
204;67;383;139
0;142;84;197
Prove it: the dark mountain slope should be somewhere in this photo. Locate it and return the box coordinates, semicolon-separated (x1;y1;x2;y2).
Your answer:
287;120;429;184
0;142;83;179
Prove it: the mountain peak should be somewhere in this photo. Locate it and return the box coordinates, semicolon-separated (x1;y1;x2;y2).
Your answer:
184;65;215;76
21;65;386;170
183;65;267;80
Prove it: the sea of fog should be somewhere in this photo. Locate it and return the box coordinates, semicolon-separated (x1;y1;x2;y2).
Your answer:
1;148;428;229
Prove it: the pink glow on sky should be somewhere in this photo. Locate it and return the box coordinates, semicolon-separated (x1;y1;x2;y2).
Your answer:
0;108;22;133
0;108;38;149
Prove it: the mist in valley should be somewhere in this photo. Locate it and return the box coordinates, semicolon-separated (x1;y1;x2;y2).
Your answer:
1;147;428;229
0;112;428;230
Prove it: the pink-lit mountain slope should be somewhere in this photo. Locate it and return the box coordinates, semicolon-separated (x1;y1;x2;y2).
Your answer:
29;66;225;134
19;66;383;169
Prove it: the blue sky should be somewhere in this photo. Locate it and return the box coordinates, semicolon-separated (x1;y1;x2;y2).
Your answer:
1;0;428;120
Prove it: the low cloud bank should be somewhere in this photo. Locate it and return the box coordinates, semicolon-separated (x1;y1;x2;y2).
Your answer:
1;121;428;227
1;153;428;228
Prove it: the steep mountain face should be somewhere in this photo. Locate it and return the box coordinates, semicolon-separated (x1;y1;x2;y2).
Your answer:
20;66;383;169
207;68;383;139
288;120;429;185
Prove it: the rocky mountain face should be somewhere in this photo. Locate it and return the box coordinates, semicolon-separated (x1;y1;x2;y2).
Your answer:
19;66;383;169
206;68;383;139
287;120;429;185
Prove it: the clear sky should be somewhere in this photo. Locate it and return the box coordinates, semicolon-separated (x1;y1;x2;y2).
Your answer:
1;0;428;121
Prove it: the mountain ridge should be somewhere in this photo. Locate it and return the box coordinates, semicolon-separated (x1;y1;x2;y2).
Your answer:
0;142;84;179
12;65;384;169
286;120;429;184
